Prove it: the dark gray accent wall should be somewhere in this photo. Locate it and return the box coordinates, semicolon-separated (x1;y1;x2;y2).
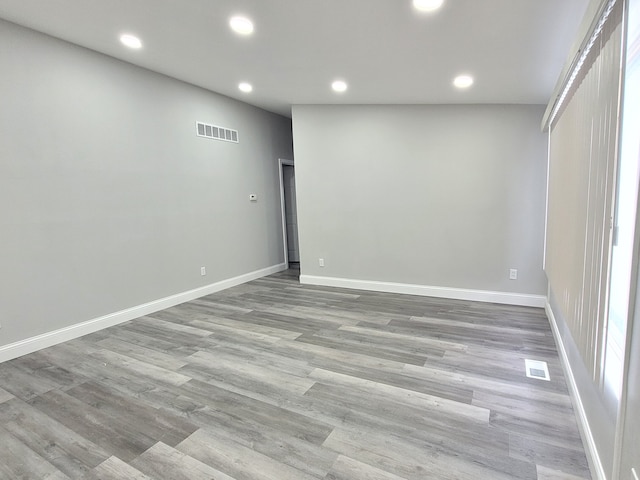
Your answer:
0;20;293;347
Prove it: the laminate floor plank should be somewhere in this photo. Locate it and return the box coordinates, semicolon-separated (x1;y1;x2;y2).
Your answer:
0;424;70;480
0;385;15;403
135;315;215;338
339;323;468;352
0;397;110;478
192;342;314;378
91;381;198;422
295;333;430;366
301;382;533;477
229;309;345;335
205;282;270;298
323;425;537;480
307;359;473;403
489;410;584;447
82;325;199;358
0;266;590;479
180;318;289;346
0;359;64;401
182;406;339;478
29;389;157;462
118;321;210;352
179;362;314;403
95;336;190;371
64;381;198;447
176;428;321;480
130;441;238;480
82;456;153;480
171;301;253;323
536;465;591;480
264;303;405;326
185;295;275;313
307;368;484;422
381;317;533;352
7;353;88;391
88;348;192;387
269;336;410;374
509;434;592;478
404;360;569;398
186;348;314;383
473;389;579;431
183;350;315;395
241;290;345;309
176;378;335;445
188;315;303;340
282;286;362;301
325;455;411;480
438;347;568;389
307;326;448;361
258;304;369;327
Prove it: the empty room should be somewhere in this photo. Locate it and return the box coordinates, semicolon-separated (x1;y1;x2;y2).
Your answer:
1;0;639;479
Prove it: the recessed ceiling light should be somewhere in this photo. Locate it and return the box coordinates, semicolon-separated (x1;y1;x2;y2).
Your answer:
229;16;254;35
120;34;142;49
413;0;444;12
238;82;253;93
332;80;348;93
453;74;474;89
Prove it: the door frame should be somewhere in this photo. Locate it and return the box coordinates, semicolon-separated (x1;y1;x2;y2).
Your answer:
278;158;294;268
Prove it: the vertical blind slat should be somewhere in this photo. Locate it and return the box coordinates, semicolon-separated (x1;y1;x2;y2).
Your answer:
546;0;623;386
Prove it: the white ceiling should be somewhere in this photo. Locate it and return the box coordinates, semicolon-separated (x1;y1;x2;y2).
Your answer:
0;0;590;117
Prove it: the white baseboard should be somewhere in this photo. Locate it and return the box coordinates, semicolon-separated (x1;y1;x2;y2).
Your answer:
545;302;606;480
300;275;546;308
0;263;287;364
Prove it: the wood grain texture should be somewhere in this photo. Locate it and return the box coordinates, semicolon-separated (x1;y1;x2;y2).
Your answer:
0;397;110;478
0;267;591;479
83;456;153;480
131;442;236;480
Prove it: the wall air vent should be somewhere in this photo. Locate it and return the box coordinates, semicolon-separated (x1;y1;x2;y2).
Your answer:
196;121;239;143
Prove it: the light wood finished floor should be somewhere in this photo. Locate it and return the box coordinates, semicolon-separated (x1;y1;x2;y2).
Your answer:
0;268;591;479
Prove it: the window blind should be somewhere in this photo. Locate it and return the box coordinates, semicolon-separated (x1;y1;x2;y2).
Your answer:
545;0;624;385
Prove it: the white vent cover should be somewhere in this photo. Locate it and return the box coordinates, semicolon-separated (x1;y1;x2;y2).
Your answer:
196;121;239;143
525;359;550;381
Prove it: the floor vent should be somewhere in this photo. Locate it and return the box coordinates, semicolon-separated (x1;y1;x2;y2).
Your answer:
196;121;239;143
525;359;550;381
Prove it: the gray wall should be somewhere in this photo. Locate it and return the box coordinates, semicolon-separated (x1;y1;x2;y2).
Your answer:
0;20;293;347
292;104;547;295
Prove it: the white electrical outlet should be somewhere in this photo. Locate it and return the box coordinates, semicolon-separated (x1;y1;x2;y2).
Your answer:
201;266;206;276
509;268;518;280
319;258;325;267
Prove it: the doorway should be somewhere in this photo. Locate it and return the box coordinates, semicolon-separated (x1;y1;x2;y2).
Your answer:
278;159;300;268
